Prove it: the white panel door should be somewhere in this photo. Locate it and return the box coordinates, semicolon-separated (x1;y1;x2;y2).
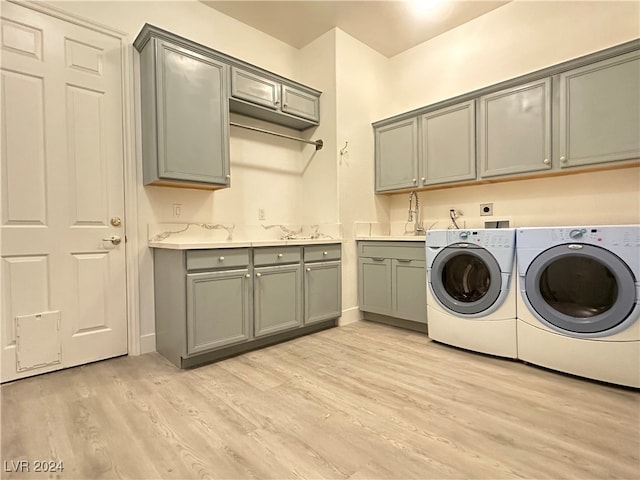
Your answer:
1;2;127;382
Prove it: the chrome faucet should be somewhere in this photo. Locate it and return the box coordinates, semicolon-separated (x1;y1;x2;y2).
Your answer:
408;191;425;235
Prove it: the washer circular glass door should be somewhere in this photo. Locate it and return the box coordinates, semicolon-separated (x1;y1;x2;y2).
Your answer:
524;244;637;335
430;244;502;315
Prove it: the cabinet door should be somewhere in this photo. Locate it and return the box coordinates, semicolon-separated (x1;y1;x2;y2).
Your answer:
281;85;320;123
304;261;341;324
254;264;302;337
230;67;280;110
479;79;552;178
358;257;392;315
375;118;419;192
420;101;476;186
155;40;230;185
559;51;640;168
392;260;427;323
186;269;251;355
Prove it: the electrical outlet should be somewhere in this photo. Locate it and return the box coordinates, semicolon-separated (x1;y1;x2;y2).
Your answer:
480;203;493;216
258;208;266;221
173;203;182;218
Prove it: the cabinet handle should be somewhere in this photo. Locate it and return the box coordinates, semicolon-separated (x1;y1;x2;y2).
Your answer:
372;257;385;262
277;253;283;258
256;273;262;277
219;256;224;261
421;177;426;183
397;259;412;263
274;100;280;106
560;156;567;163
412;178;417;184
323;251;328;256
225;174;231;179
306;268;311;272
245;273;250;278
543;158;550;165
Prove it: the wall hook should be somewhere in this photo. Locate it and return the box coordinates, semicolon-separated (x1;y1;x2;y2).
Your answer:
340;141;349;156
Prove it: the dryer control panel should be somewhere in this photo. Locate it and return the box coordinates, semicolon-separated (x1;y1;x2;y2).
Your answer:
550;226;640;249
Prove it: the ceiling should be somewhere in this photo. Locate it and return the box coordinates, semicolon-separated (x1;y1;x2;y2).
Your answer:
202;1;511;58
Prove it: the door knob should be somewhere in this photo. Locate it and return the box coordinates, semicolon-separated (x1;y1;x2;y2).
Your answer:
103;235;122;246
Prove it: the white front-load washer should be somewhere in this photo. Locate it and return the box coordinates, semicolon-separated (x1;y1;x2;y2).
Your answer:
516;225;640;387
426;228;517;358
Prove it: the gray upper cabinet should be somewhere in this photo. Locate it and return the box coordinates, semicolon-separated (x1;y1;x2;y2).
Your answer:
375;101;475;193
420;100;476;186
479;78;552;178
230;67;321;130
281;85;320;123
373;40;639;193
375;117;419;192
558;51;640;168
231;67;280;110
137;35;230;189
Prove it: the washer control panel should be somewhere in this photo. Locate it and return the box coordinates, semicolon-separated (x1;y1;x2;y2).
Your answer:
447;229;515;248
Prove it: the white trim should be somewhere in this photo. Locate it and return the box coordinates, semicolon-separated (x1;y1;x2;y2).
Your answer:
8;0;143;357
338;306;362;326
122;42;142;356
139;333;156;355
7;0;127;38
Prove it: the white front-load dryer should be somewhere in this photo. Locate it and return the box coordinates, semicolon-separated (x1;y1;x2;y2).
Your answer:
516;225;640;387
426;229;517;358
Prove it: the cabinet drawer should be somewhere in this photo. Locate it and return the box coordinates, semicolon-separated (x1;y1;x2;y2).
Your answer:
358;241;425;261
303;244;341;262
186;248;250;271
254;246;301;266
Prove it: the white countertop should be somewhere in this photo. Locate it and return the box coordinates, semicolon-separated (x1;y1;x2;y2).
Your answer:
149;237;342;250
355;235;425;242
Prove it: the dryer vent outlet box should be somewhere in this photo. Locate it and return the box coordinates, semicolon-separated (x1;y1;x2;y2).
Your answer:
480;203;493;216
485;220;510;229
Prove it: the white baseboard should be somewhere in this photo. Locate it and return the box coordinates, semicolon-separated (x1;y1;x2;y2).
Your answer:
338;306;362;326
139;333;156;354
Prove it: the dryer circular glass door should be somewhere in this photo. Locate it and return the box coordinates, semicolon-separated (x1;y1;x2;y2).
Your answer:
430;244;502;315
524;244;637;335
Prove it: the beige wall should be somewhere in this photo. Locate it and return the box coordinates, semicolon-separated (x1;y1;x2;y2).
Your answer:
335;29;390;321
383;0;640;228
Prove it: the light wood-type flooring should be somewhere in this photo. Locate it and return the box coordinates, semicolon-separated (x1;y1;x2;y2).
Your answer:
2;321;639;479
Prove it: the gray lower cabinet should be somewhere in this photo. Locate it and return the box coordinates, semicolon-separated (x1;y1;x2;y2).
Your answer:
479;78;552;178
254;263;302;337
359;257;392;314
304;244;342;324
186;269;251;354
392;258;427;322
136;35;230;189
358;241;427;324
153;243;341;368
558;50;640;168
